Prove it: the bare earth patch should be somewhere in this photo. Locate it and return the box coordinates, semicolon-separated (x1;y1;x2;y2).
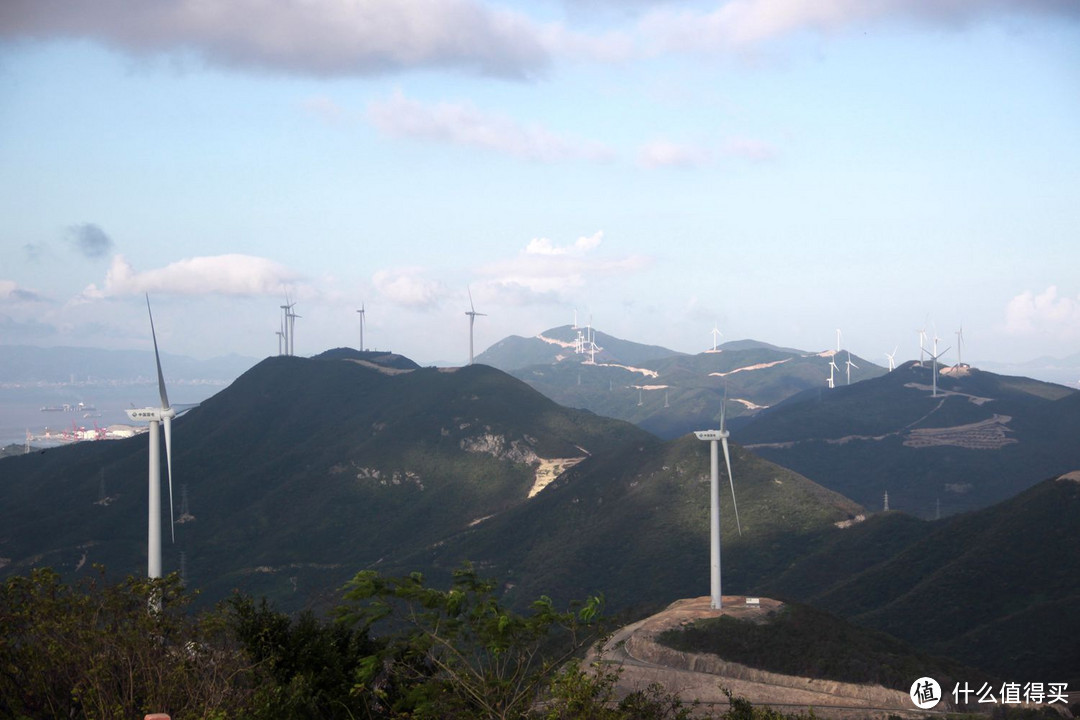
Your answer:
903;414;1017;449
709;358;791;378
529;457;586;498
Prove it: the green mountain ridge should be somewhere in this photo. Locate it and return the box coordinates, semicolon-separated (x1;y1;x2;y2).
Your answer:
481;326;888;440
0;351;649;610
4;347;1077;685
756;473;1080;684
737;361;1080;516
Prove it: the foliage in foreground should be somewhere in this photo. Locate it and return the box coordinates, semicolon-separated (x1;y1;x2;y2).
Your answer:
0;568;251;719
1;565;888;719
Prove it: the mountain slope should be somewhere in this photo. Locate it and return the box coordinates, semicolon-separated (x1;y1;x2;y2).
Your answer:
485;327;887;440
0;348;867;619
737;361;1080;516
388;432;864;614
758;472;1080;684
0;351;651;609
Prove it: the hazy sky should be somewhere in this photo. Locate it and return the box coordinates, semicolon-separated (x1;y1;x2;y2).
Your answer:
1;0;1078;366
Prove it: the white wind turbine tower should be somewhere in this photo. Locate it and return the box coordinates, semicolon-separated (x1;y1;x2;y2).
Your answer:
886;346;898;372
710;324;723;352
275;319;284;356
926;335;951;397
356;304;366;352
465;287;486;365
694;395;742;610
287;303;300;357
845;351;858;386
917;321;929;367
836;328;842;353
955;324;965;368
279;299;291;356
125;296;178;579
588;324;600;364
827;356;840;389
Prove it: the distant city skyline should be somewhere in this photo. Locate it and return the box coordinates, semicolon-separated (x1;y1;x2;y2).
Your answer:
1;0;1078;366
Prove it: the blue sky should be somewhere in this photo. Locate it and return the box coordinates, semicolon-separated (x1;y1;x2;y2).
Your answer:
1;0;1078;367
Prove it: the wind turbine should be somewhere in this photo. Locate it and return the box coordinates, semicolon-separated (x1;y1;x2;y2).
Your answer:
926;336;951;397
917;319;929;367
710;324;723;352
694;395;742;610
835;328;842;353
465;287;486;365
955;324;964;368
886;346;898;372
287;304;300;357
125;296;177;579
845;351;858;386
279;295;293;356
828;356;840;389
356;304;366;352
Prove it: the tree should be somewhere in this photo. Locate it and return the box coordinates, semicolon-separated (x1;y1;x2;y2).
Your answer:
0;567;253;719
228;594;379;719
336;564;604;720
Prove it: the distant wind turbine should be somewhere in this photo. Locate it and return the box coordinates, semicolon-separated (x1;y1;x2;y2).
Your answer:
836;328;842;353
710;324;723;352
125;296;178;580
694;394;742;610
917;317;929;367
926;336;951;397
465;287;487;365
828;356;840;389
955;324;964;368
279;297;291;356
845;351;858;386
287;304;300;356
356;304;366;352
886;346;898;372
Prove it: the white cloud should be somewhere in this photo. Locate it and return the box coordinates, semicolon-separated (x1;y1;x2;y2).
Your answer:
367;91;615;163
525;232;603;256
80;254;300;299
637;140;711;168
1004;286;1080;337
478;231;651;304
0;280;48;303
636;0;1080;55
0;0;550;79
373;267;445;310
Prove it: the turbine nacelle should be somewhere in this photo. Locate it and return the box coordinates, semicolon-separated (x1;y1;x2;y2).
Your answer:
125;407;176;422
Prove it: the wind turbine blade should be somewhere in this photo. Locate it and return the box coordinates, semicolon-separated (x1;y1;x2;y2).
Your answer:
146;295;170;409
164;415;175;543
721;437;741;536
468;286;476;313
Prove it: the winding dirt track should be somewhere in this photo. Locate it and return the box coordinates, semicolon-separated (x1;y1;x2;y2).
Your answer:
588;597;940;719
